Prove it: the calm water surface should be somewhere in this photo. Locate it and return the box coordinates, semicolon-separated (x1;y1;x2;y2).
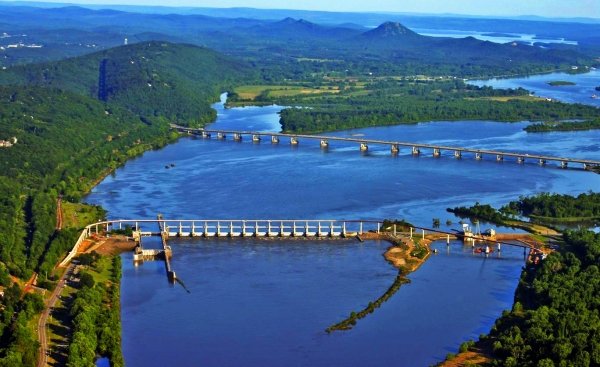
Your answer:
470;70;600;107
414;28;578;46
86;89;600;366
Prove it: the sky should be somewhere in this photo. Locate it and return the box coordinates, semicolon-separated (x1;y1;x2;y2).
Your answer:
6;0;600;18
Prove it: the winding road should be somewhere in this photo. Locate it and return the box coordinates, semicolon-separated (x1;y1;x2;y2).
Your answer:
37;263;73;367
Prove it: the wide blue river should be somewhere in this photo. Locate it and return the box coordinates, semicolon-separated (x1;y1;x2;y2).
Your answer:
87;72;600;366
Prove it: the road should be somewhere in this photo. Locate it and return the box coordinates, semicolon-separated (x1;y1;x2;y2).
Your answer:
37;263;74;367
174;125;600;167
56;196;63;231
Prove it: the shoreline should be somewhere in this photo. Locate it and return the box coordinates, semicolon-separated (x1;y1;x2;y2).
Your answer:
325;231;432;333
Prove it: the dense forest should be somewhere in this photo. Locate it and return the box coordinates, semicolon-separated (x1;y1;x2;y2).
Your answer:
482;229;600;367
0;42;251;127
0;6;597;80
269;79;599;133
449;193;600;227
67;256;123;367
0;86;176;365
0;41;246;364
502;192;600;221
447;203;509;225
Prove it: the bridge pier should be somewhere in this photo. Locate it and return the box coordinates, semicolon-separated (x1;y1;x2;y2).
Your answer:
304;221;311;237
172;127;600;171
318;222;330;237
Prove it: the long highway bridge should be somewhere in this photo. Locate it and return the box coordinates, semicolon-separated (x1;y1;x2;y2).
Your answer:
172;124;600;170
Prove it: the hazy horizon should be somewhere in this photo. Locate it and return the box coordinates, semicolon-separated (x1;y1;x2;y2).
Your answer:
2;0;599;20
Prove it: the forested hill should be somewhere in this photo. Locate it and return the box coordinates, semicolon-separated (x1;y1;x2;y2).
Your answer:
0;5;596;78
0;41;251;126
0;85;183;364
351;22;589;73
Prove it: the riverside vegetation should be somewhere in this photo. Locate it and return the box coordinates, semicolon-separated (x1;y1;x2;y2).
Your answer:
0;43;246;365
67;255;123;367
440;229;600;367
439;195;600;367
229;78;599;133
525;119;600;132
449;192;600;227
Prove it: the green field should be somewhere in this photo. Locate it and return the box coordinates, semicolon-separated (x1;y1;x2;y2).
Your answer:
62;202;106;230
233;84;342;100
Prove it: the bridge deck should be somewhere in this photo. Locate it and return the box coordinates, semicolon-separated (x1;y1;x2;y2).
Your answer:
173;125;600;167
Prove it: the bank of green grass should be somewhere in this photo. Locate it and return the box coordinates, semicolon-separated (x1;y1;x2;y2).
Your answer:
62;202;106;230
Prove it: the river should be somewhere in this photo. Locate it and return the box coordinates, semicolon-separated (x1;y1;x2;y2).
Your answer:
86;73;600;366
470;69;600;107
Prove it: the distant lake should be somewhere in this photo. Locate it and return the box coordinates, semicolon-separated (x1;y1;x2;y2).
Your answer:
469;69;600;107
413;28;578;46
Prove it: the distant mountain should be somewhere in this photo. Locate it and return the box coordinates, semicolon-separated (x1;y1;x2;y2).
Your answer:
349;21;589;69
361;21;420;39
240;17;361;41
0;42;251;126
0;5;594;77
